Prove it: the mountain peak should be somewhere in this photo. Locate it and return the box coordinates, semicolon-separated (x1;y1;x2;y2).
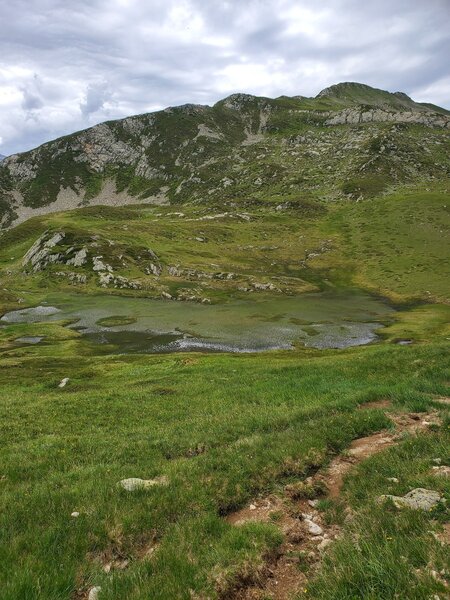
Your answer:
317;82;377;98
316;82;422;110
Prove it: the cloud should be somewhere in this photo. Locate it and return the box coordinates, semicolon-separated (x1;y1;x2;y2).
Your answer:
0;0;449;155
80;80;112;117
20;73;45;121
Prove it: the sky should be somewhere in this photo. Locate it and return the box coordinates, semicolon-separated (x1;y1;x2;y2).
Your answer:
0;0;449;156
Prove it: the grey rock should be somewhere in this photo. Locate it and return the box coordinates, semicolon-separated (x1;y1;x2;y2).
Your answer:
324;107;449;129
98;272;114;287
119;476;169;491
92;256;113;272
304;518;323;536
381;488;443;510
146;262;162;276
66;247;88;267
58;378;69;388
252;282;276;291
22;231;66;271
431;466;450;477
317;538;332;551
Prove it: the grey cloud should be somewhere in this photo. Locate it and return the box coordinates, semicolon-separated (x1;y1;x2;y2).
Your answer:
20;74;44;114
80;81;111;117
0;0;449;156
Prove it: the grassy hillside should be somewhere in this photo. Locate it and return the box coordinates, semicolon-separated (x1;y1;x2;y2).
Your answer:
0;309;449;599
0;185;448;310
0;82;449;228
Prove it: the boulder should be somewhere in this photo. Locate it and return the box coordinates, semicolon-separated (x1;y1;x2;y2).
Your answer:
381;488;443;510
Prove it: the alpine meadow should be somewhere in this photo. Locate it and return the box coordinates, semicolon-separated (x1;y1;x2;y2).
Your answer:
0;76;449;600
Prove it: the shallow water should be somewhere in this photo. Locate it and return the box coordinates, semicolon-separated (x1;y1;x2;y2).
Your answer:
14;336;45;345
1;291;394;354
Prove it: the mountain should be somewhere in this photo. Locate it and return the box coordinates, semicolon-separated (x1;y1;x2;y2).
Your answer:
0;154;6;162
0;81;449;229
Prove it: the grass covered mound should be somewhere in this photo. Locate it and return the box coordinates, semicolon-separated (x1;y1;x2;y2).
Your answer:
96;316;138;327
0;185;449;310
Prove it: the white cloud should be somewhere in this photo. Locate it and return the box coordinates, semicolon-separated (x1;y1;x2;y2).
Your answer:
0;0;448;156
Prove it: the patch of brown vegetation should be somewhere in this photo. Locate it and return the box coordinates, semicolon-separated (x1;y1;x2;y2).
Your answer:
436;522;450;546
87;528;159;575
434;396;450;406
224;409;442;600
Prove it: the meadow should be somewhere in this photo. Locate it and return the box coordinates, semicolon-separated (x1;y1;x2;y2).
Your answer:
0;185;449;599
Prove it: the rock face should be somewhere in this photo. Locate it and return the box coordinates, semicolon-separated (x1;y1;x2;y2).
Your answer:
22;231;67;271
324;107;449;128
1;81;449;229
21;230;156;289
22;231;90;273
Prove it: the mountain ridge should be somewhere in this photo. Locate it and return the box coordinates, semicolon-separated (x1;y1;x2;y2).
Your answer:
0;81;449;229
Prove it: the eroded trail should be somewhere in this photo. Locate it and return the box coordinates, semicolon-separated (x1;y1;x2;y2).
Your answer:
225;405;442;600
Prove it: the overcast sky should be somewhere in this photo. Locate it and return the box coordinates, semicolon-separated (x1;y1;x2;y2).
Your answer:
0;0;449;156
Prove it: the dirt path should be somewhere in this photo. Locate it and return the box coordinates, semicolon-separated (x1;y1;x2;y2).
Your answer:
224;406;441;600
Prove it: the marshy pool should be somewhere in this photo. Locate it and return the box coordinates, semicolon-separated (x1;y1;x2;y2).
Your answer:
1;291;394;353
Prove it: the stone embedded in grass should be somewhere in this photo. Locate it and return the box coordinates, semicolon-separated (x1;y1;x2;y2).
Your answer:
431;466;450;477
119;476;169;491
380;488;444;511
88;586;101;600
71;511;79;518
58;378;69;388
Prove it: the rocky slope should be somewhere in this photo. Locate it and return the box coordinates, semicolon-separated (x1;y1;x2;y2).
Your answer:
0;82;449;229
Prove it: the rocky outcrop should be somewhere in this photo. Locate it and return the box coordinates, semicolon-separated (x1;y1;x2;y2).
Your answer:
324;107;450;128
2;82;449;230
22;231;66;271
119;476;169;491
21;231;150;290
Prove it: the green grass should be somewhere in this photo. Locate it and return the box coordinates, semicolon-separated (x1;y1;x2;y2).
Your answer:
0;81;449;599
96;316;137;327
304;427;450;599
0;186;448;309
0;327;448;598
